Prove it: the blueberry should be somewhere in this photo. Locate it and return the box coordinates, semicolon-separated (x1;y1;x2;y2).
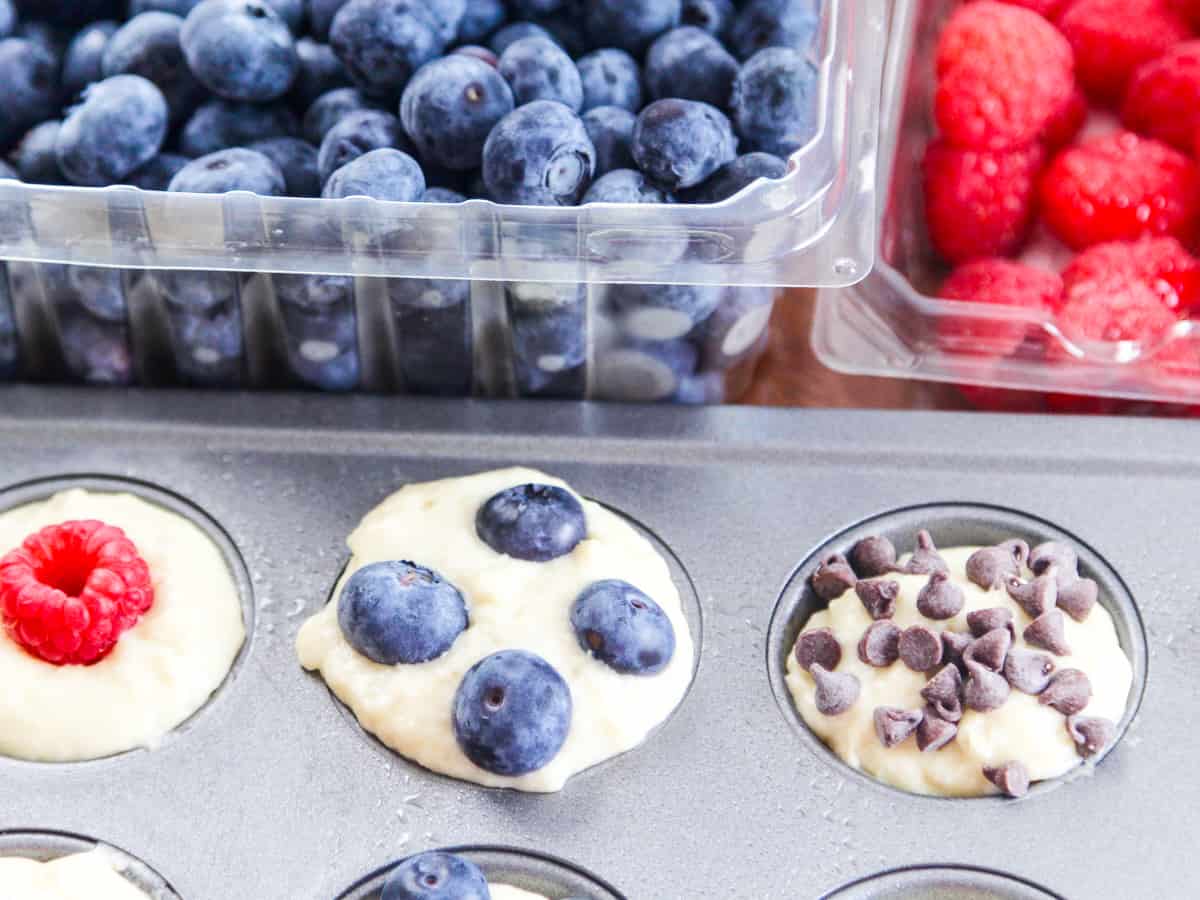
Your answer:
456;0;507;45
0;0;13;39
389;277;473;395
582;106;637;176
157;268;238;312
16;1;120;27
497;35;581;112
289;38;350;111
482;100;595;205
476;482;586;562
679;151;787;203
301;86;379;144
129;0;204;13
381;851;489;900
181;0;299;102
576;48;642;114
509;0;565;15
631;98;736;191
694;284;774;369
12;120;65;184
168;147;286;194
582;168;668;204
401;54;513;172
488;22;552;56
249;136;320;196
123;152;191;189
316;108;404;184
159;278;244;384
609;282;723;340
56;75;168;186
646;26;738;108
47;263;129;323
451;45;498;68
179;98;298;156
104;12;206;123
595;338;698;402
731;47;819;157
418;0;469;43
507;283;586;398
330;0;444;100
0;38;62;149
14;21;69;70
531;12;589;59
453;649;572;776
57;308;134;385
263;0;305;32
571;579;676;673
673;370;725;404
421;187;467;204
0;159;17;180
62;20;119;99
323;147;424;200
681;0;734;36
586;0;682;56
728;0;821;61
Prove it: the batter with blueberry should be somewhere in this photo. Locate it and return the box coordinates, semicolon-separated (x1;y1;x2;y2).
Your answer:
377;850;552;900
296;467;693;792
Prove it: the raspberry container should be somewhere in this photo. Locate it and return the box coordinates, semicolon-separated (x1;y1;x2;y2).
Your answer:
811;0;1200;409
0;0;885;403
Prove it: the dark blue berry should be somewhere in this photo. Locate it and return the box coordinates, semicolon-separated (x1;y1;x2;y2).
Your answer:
609;282;723;341
728;0;821;61
498;35;582;111
731;47;819;157
571;579;677;673
322;147;424;200
316;108;404;184
595;338;698;402
0;38;62;149
168;147;286;194
381;851;489;900
0;159;17;180
123;152;191;189
62;20;118;99
129;0;204;13
531;12;588;59
0;0;13;39
13;120;65;184
681;0;735;36
582;168;668;204
389;275;473;395
680;151;787;203
56;74;168;186
576;48;642;114
482;100;595;205
401;54;513;171
456;0;507;45
181;0;298;102
646;26;738;108
57;306;134;385
301;86;378;144
49;262;129;322
510;300;586;398
289;37;351;111
582;106;637;176
308;0;348;41
509;0;565;16
451;45;498;68
631;98;737;191
16;0;121;28
673;370;724;404
337;560;468;665
488;21;551;56
453;649;572;776
694;284;774;369
249;136;320;196
264;0;305;32
103;12;205;123
586;0;681;56
421;0;469;43
476;481;586;562
330;0;444;100
164;289;245;385
179;98;298;156
421;186;467;204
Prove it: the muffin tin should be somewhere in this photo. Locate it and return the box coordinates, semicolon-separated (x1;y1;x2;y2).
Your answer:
0;387;1194;897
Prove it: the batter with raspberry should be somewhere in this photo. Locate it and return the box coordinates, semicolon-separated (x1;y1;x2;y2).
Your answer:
0;850;151;899
0;488;244;762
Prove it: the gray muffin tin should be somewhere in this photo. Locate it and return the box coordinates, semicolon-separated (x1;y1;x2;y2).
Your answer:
0;387;1194;899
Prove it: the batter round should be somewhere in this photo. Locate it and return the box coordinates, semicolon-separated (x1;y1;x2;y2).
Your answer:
0;850;150;899
787;545;1133;797
0;489;246;762
490;886;547;900
297;467;695;793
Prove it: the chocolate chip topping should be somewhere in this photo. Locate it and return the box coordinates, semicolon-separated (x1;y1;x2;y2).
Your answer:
873;706;924;748
917;709;958;752
848;535;898;578
1006;574;1057;619
902;529;949;575
899;625;943;671
811;663;861;716
1004;647;1056;695
964;661;1011;711
855;579;900;620
983;761;1030;798
1039;668;1092;715
966;540;1028;590
858;620;901;667
795;628;842;672
1057;577;1098;622
917;571;964;620
940;630;973;673
967;607;1014;639
1029;541;1079;585
1067;715;1116;758
921;664;964;723
1024;609;1071;656
810;553;857;602
963;628;1012;673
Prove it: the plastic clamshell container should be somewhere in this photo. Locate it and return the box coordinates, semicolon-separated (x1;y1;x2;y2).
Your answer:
0;0;886;402
812;0;1200;407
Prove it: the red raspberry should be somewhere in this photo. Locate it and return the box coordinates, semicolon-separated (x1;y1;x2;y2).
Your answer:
995;0;1071;18
922;140;1044;265
0;520;154;665
938;259;1063;357
1170;0;1200;29
1045;393;1131;414
1061;236;1200;312
1122;41;1200;152
1058;0;1192;105
958;381;1050;412
935;1;1075;150
1043;88;1088;151
1039;131;1199;250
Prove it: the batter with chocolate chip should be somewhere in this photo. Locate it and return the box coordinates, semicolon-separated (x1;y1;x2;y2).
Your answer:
786;533;1133;798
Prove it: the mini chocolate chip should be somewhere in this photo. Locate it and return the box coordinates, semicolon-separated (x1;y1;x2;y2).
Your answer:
917;571;964;620
940;630;973;673
855;579;899;620
1004;647;1056;695
1005;574;1057;619
964;628;1012;673
903;529;949;575
1024;609;1071;656
964;661;1011;711
921;664;964;722
848;535;897;577
1030;541;1079;585
966;541;1027;590
1057;577;1098;622
983;761;1030;798
873;706;924;748
858;620;901;667
1067;715;1116;758
795;628;842;672
810;553;857;602
1039;668;1092;715
967;607;1014;639
917;708;958;752
899;625;943;671
811;663;861;716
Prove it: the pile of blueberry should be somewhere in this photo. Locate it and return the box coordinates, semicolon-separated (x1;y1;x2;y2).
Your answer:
337;482;677;778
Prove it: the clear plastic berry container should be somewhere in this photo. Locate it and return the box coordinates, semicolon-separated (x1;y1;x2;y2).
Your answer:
811;0;1200;412
0;0;885;402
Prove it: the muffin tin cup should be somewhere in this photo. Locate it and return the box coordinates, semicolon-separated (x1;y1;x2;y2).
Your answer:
0;829;181;899
823;865;1062;900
